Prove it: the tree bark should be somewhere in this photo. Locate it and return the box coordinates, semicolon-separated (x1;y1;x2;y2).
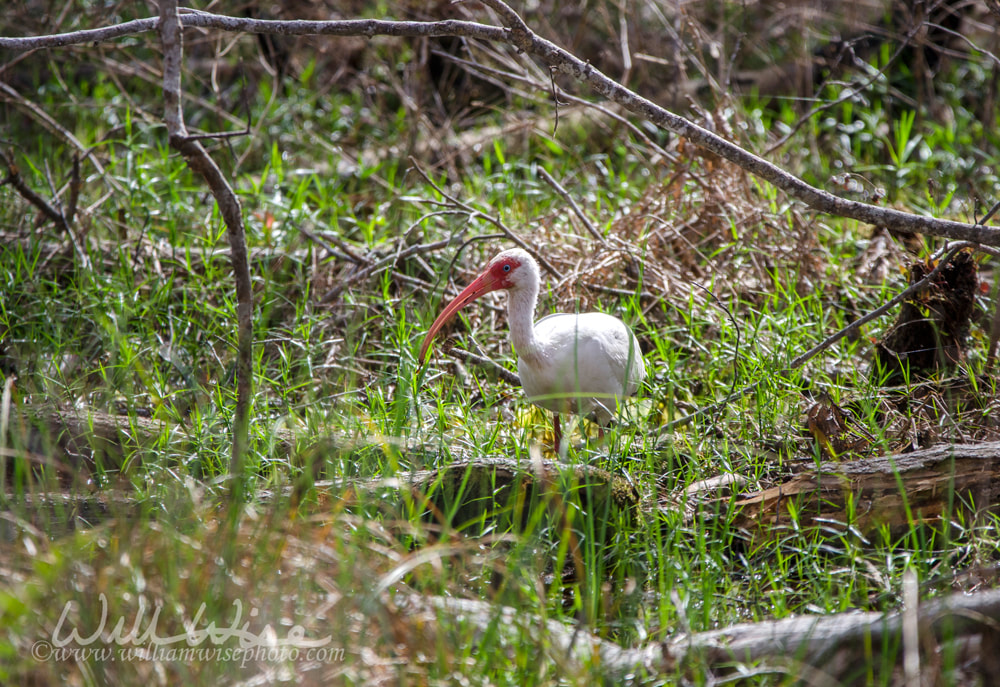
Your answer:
157;0;252;493
2;3;999;245
723;441;1000;542
406;585;1000;683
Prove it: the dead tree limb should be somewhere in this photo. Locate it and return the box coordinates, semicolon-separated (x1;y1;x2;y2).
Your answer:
407;586;1000;683
157;0;252;490
724;441;1000;542
2;4;997;245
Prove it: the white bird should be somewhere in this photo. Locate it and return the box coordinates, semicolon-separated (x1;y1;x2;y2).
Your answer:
419;248;646;450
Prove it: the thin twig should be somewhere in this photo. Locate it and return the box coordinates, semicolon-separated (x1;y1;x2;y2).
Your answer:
980;200;1000;227
318;232;370;265
291;222;356;262
537;167;607;246
319;237;456;304
159;0;253;490
657;242;975;435
445;347;521;386
407;156;564;281
925;21;1000;69
66;154;80;227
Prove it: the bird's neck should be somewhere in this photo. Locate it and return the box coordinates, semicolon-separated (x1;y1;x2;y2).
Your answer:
506;285;540;358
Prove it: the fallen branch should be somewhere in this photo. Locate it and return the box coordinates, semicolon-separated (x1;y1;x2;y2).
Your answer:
724;440;1000;541
2;4;996;245
405;585;1000;683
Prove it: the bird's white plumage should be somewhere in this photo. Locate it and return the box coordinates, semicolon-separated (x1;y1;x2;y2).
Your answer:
420;247;646;444
487;248;645;429
518;312;645;425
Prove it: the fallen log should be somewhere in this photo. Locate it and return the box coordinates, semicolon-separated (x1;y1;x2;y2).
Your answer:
11;404;1000;546
723;441;1000;541
403;584;1000;684
4;404;638;533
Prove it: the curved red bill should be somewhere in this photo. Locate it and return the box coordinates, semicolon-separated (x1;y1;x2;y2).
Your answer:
418;270;502;365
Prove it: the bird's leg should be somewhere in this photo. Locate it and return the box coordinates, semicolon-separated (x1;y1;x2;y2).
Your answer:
553;414;562;453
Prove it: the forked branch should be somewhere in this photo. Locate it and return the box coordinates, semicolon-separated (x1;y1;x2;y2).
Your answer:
158;0;252;488
2;1;998;245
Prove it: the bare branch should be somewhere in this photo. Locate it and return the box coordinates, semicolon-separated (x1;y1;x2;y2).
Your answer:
0;16;159;50
3;7;998;244
0;14;507;51
65;154;80;228
159;2;186;139
444;347;521;387
537;167;608;246
158;0;253;483
658;242;978;434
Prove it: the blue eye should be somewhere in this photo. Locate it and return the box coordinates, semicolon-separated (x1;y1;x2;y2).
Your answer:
503;264;511;272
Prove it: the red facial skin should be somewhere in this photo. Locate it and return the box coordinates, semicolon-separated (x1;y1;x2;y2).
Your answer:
418;255;520;365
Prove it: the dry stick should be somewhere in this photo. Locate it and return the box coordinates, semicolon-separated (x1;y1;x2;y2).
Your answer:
926;21;1000;69
549;66;566;134
319;236;456;304
66;154;80;228
537;167;608;246
657;242;975;435
446;348;522;387
3;8;998;245
291;222;357;263
980;199;1000;227
320;232;370;266
42;159;92;270
0;150;92;270
158;0;253;490
407;156;565;281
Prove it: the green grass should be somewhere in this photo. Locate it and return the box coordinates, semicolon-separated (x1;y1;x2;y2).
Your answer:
3;4;1000;684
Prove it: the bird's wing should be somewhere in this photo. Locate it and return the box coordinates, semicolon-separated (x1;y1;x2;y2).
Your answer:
523;313;644;421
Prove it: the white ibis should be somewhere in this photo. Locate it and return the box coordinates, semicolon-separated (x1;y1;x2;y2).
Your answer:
418;248;646;450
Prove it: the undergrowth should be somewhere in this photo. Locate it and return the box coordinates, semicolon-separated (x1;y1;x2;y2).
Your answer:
2;1;1000;684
